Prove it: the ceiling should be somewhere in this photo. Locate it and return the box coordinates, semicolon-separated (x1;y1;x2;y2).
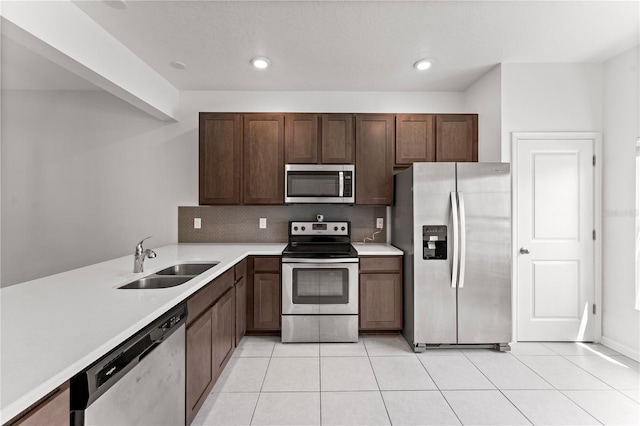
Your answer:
3;1;640;92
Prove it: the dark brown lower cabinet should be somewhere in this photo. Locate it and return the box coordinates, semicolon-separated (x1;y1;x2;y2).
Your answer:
247;256;281;333
235;275;247;345
186;307;214;425
359;256;403;331
9;383;69;426
186;264;240;425
213;288;235;375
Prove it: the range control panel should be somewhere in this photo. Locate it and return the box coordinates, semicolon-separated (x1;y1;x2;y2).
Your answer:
290;221;349;236
423;225;447;260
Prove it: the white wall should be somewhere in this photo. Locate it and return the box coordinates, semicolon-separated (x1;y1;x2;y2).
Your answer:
464;65;502;162
502;63;603;161
0;90;195;286
602;46;640;359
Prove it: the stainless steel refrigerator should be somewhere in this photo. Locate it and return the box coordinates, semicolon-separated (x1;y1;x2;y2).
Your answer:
392;162;512;352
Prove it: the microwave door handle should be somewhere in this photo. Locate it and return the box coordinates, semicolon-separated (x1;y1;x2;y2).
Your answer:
339;172;344;197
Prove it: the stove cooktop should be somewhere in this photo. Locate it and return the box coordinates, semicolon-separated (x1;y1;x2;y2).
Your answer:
282;242;358;259
284;220;357;259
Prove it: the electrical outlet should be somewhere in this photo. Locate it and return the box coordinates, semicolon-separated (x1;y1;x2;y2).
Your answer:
194;218;202;229
259;218;267;229
376;218;384;229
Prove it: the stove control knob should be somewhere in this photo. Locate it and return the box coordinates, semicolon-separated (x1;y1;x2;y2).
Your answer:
294;226;298;231
301;226;306;231
341;226;346;231
334;226;338;231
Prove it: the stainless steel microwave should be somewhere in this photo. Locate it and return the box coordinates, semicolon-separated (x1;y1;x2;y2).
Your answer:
284;164;355;204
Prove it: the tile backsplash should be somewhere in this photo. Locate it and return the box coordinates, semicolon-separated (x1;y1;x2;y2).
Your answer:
178;205;387;243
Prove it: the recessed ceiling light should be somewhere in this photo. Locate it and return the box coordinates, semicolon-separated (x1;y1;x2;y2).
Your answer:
251;57;271;69
413;59;432;71
104;0;128;9
170;61;187;70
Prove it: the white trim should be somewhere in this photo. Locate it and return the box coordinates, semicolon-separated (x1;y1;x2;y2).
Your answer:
511;132;602;343
602;336;640;362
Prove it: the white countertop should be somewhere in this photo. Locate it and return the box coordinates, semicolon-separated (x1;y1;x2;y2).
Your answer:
0;243;285;423
0;241;402;422
353;243;404;256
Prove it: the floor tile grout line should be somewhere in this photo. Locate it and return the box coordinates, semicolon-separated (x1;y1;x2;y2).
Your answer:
363;339;394;426
248;340;276;426
555;389;606;425
415;352;465;426
558;353;628;391
459;350;540;426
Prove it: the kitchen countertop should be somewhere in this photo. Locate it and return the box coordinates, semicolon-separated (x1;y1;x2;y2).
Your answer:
0;241;402;422
353;243;403;256
0;243;285;423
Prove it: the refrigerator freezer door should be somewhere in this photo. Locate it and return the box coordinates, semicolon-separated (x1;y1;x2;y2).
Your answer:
412;163;458;344
456;163;512;344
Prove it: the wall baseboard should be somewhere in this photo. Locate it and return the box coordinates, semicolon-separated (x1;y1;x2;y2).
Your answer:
601;336;640;361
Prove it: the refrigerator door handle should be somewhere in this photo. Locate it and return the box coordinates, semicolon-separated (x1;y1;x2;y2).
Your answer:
458;192;467;288
450;192;459;288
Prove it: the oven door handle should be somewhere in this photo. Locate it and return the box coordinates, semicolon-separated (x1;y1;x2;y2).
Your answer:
281;257;359;264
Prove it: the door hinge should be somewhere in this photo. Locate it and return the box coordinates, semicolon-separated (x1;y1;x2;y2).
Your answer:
593;230;596;240
593;304;597;315
593;155;596;166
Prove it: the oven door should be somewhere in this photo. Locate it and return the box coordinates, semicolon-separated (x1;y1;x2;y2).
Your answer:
282;260;359;315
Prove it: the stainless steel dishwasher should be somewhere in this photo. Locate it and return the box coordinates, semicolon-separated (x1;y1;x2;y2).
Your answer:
71;303;187;425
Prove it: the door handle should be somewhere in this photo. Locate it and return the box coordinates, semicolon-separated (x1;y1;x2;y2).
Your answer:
519;247;530;255
450;192;459;288
457;192;466;289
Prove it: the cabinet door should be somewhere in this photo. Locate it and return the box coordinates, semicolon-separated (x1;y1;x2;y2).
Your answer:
355;114;394;205
199;113;242;204
12;383;69;426
285;114;319;164
243;114;285;204
395;114;435;165
235;275;247;345
435;114;478;162
321;114;354;164
359;273;402;330
213;288;236;378
186;310;214;425
251;272;281;331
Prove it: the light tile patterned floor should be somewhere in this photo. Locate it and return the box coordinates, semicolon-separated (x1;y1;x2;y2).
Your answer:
193;336;640;426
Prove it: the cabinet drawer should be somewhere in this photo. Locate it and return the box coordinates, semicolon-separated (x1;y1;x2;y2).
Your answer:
253;257;280;272
359;256;401;273
234;259;247;282
187;268;235;325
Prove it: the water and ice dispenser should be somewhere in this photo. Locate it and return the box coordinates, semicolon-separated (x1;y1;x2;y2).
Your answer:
422;225;447;260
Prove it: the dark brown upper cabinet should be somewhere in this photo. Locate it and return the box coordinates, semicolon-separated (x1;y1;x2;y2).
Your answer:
285;114;319;164
284;114;354;164
243;114;285;205
199;113;242;204
355;114;394;205
321;114;354;164
395;114;436;165
435;114;478;162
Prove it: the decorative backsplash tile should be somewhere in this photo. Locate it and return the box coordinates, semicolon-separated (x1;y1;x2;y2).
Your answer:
178;205;387;243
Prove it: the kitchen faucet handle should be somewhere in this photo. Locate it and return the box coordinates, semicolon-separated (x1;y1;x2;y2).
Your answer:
135;236;153;253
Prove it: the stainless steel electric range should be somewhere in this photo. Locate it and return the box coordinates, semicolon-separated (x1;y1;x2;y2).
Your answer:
281;220;359;343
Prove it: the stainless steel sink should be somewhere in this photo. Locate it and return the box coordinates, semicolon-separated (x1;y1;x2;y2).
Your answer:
118;261;219;289
155;263;219;276
119;276;194;290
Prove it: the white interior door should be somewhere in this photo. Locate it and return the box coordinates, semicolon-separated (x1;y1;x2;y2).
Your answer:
516;137;595;341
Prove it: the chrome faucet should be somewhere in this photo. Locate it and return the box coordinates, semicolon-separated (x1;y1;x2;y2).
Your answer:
134;236;157;273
